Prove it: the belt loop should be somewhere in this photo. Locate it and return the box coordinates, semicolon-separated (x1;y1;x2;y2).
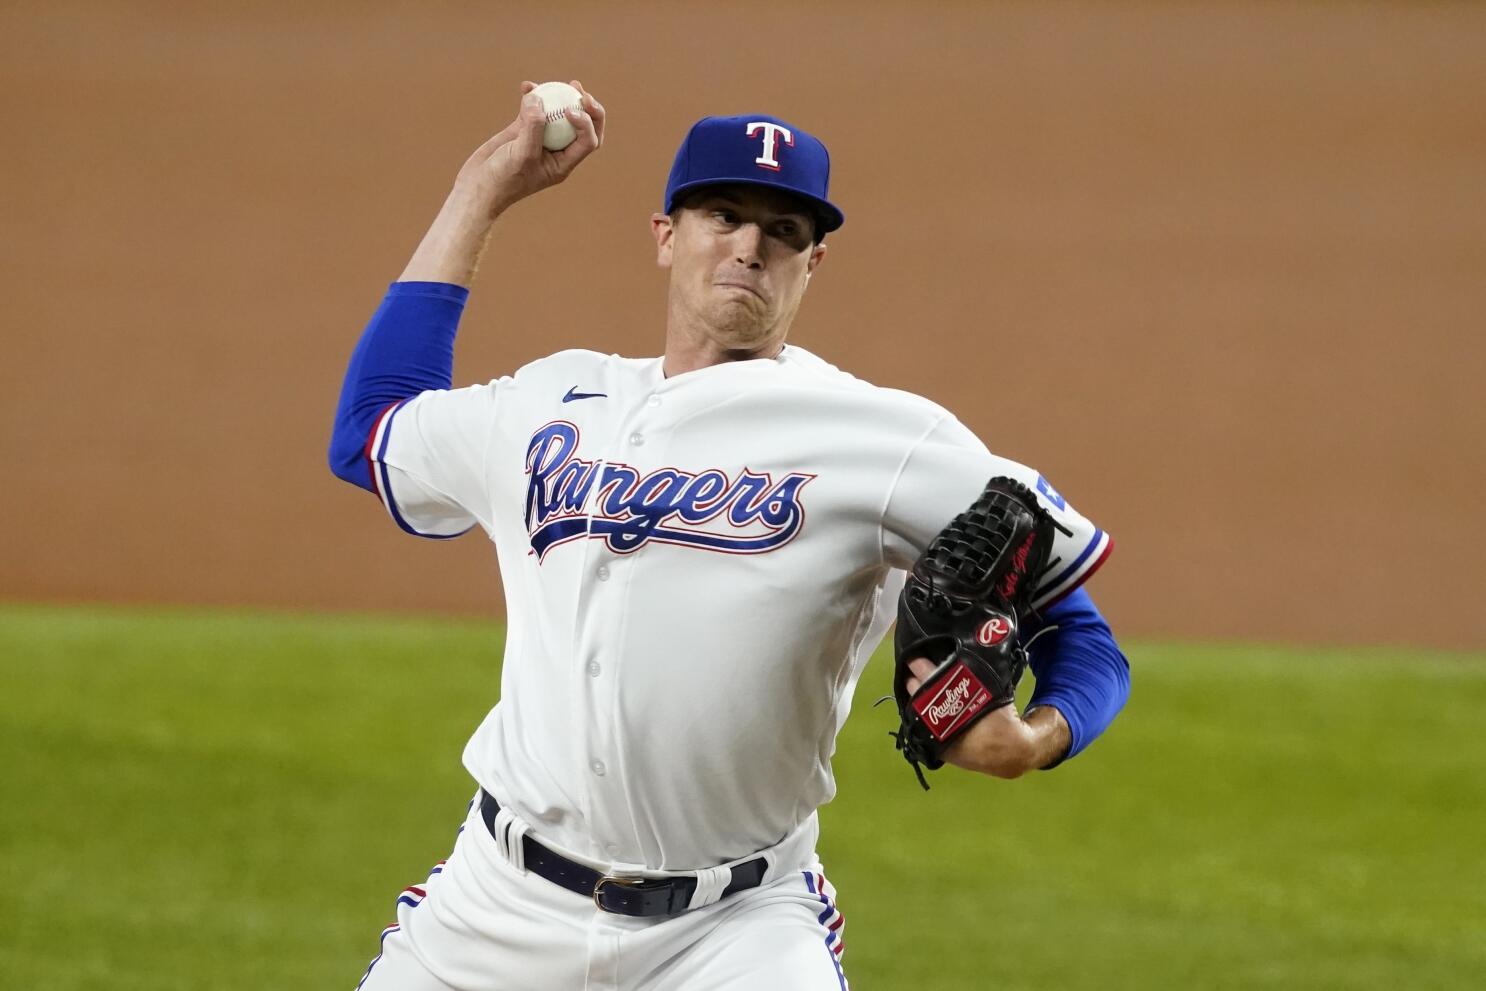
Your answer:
492;805;532;874
757;846;778;885
686;865;732;911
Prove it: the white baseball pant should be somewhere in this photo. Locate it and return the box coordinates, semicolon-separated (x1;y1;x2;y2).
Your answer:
355;800;849;991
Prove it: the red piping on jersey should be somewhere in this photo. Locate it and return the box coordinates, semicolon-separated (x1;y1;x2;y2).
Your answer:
363;402;399;500
1039;536;1114;611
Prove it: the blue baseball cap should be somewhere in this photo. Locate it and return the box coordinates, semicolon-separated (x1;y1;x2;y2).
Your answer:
663;114;845;235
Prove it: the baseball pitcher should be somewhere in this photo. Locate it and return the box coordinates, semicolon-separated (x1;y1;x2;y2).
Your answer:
328;81;1129;990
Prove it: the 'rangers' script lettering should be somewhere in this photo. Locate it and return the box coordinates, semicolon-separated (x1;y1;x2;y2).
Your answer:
524;421;813;559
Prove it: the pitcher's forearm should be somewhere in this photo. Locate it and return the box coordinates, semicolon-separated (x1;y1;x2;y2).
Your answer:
395;80;604;286
940;703;1071;779
1022;704;1073;771
398;180;515;287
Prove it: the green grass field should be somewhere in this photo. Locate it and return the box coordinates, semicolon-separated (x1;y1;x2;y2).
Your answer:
2;604;1483;990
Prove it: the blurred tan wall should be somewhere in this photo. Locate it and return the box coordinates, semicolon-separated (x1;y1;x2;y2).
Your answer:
2;1;1482;648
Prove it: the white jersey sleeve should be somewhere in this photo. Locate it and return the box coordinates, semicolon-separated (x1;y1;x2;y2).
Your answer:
881;413;1112;609
365;380;505;538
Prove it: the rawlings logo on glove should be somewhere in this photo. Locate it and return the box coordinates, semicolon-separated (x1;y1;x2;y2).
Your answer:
913;662;991;735
888;477;1056;789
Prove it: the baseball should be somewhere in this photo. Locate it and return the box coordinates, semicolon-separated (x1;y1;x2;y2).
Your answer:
531;81;584;151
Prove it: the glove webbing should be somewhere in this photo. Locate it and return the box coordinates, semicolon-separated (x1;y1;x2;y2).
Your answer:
924;486;1039;597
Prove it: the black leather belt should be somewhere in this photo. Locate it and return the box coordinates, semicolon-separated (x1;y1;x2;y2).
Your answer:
478;791;767;917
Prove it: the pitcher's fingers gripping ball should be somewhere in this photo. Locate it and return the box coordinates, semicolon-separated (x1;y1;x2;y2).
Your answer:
530;80;585;150
890;477;1057;788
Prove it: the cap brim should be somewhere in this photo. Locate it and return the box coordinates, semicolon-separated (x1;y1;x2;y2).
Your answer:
666;177;845;234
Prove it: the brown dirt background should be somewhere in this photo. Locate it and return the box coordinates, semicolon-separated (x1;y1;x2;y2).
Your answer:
2;1;1482;648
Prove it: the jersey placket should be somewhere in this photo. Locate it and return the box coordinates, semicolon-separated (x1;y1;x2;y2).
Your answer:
570;385;671;866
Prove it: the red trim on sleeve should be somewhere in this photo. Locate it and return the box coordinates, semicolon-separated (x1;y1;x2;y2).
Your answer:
1038;535;1114;611
362;402;399;499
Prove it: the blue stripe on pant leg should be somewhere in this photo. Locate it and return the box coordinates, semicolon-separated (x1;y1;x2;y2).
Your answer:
803;872;848;991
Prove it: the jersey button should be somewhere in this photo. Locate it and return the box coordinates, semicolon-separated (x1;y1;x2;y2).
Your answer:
595;565;610;582
586;661;601;678
590;759;606;776
628;432;644;446
646;395;662;407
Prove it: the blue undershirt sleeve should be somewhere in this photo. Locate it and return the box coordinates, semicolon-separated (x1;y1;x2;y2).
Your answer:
327;281;470;492
1023;587;1131;767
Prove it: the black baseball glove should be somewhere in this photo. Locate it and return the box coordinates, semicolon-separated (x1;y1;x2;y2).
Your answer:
889;477;1056;788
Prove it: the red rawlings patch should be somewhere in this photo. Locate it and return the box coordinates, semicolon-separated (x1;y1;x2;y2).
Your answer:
912;661;992;741
976;615;1013;646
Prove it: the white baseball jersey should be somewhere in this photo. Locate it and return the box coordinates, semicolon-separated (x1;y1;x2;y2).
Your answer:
367;344;1109;871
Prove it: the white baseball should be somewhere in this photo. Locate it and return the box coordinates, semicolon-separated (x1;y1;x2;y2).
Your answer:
531;81;584;152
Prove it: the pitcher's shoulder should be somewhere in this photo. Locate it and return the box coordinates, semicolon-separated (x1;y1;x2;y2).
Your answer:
507;349;656;387
780;345;952;421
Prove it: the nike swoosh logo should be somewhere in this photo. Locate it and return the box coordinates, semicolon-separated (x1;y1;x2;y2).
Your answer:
562;387;607;403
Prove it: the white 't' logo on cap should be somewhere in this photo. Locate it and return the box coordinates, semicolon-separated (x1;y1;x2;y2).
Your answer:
746;122;794;172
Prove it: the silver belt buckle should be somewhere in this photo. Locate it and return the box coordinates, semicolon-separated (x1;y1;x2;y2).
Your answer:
592;874;643;912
